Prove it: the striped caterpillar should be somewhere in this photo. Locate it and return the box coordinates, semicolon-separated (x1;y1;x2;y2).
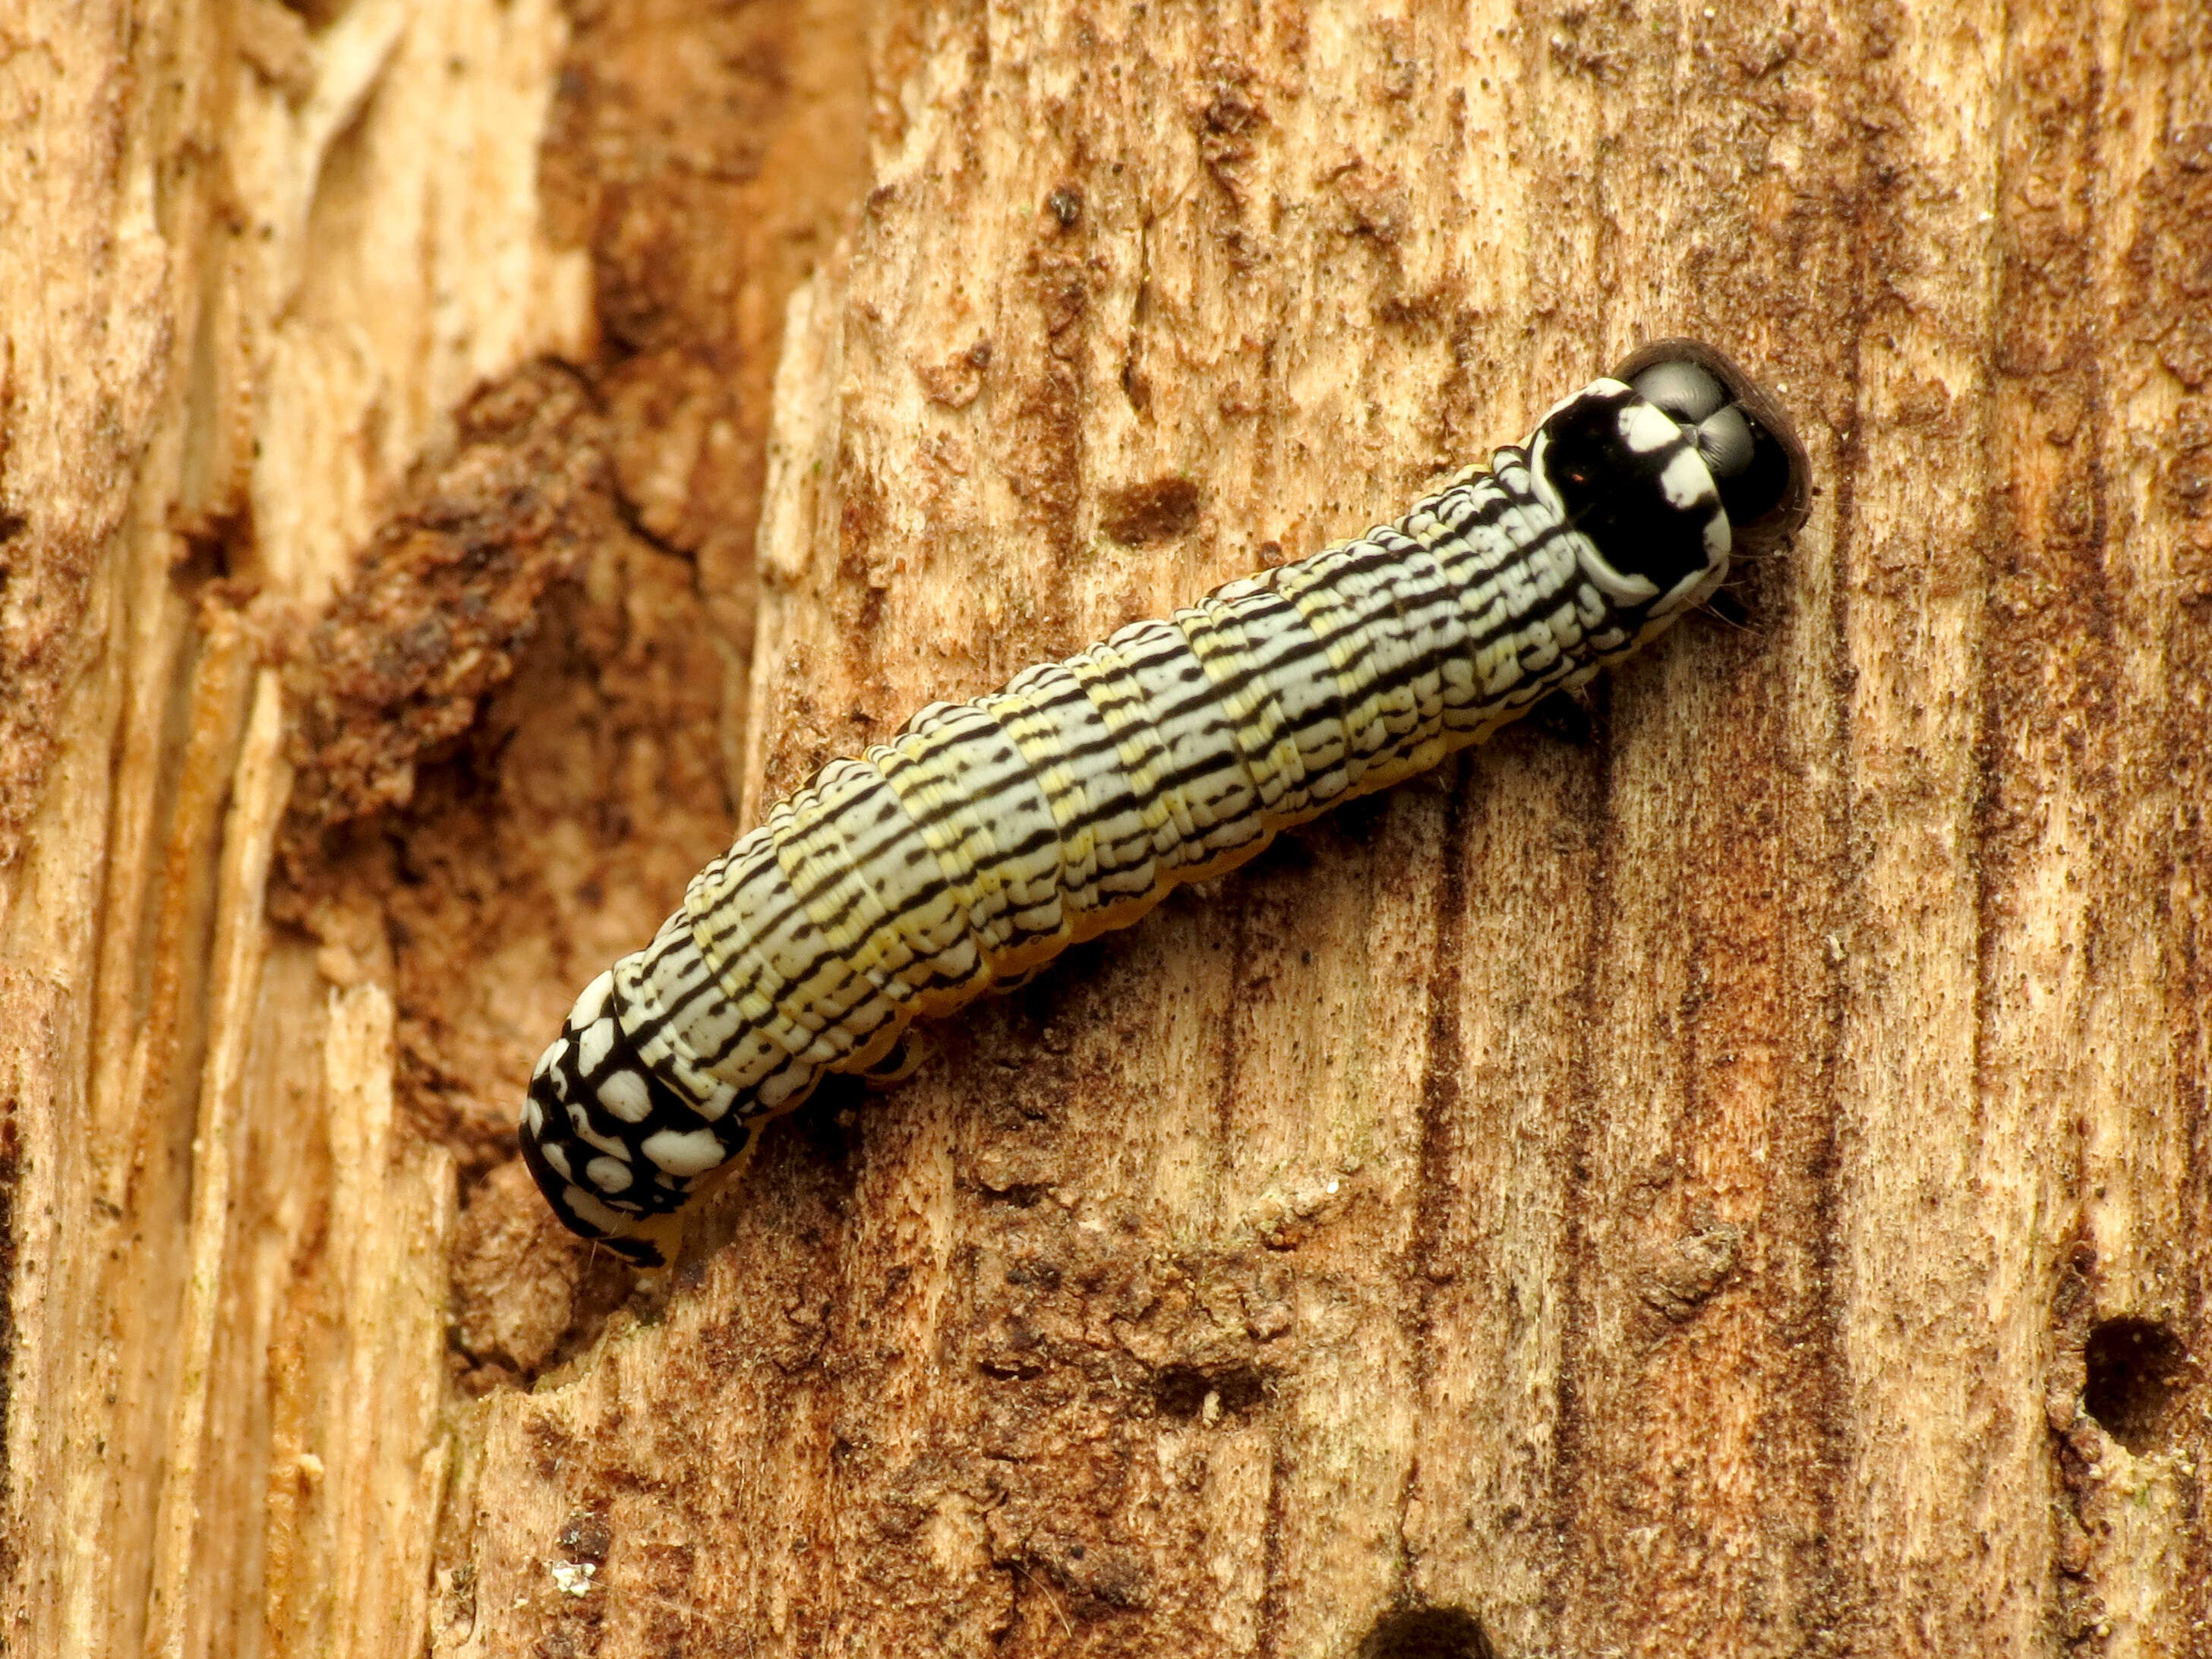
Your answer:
522;342;1810;1266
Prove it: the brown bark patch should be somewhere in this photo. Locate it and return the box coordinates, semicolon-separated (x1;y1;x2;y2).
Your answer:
280;364;619;848
1100;476;1202;546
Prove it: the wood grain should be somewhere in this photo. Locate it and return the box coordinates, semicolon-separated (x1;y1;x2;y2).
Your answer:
1;2;2205;1657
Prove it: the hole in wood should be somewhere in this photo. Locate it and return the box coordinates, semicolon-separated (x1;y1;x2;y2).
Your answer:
1150;1363;1267;1421
2082;1317;2190;1454
1358;1605;1496;1659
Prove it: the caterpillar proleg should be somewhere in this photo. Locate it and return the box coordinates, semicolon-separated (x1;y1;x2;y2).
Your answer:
522;342;1810;1265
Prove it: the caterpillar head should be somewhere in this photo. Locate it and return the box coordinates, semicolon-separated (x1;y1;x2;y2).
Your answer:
1533;340;1810;614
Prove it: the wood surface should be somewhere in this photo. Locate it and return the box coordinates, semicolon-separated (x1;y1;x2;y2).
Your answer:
0;2;2206;1656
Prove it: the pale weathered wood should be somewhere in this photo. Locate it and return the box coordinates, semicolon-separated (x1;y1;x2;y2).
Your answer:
3;2;2207;1658
1;2;592;1655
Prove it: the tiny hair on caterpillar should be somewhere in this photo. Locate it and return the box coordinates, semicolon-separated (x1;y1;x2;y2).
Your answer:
520;341;1810;1266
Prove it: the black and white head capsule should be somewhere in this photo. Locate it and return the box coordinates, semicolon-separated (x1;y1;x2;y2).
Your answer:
1531;339;1810;620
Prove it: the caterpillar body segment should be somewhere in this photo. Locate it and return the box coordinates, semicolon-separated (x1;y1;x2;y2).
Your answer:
521;343;1810;1264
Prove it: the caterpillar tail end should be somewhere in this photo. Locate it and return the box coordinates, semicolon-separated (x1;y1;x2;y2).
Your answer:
518;973;753;1269
518;1067;680;1267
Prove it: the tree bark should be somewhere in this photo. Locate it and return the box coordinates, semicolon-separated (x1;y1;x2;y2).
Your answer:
2;3;2207;1658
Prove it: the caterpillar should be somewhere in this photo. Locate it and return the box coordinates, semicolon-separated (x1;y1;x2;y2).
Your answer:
521;341;1810;1266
